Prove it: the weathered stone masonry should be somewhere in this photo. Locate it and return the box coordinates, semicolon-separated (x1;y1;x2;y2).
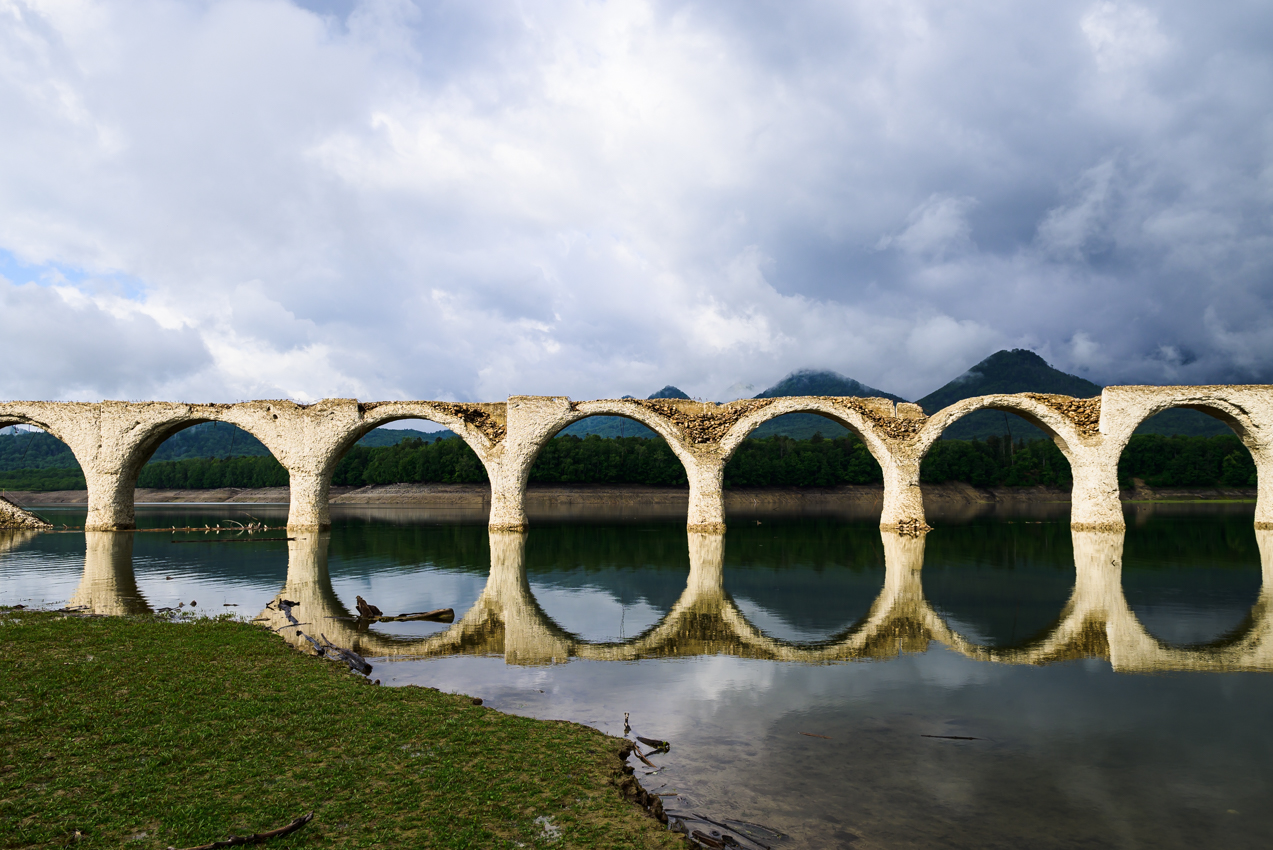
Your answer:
2;384;1271;532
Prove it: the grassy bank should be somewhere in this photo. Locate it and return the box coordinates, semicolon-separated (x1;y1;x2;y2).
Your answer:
0;611;680;849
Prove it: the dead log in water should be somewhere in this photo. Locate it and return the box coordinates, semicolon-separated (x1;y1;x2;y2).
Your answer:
374;608;454;624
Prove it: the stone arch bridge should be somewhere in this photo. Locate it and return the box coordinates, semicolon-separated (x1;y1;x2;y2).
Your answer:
3;384;1272;533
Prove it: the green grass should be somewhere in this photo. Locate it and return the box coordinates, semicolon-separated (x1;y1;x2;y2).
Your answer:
0;611;681;849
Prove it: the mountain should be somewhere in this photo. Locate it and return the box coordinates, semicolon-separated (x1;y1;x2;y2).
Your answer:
747;369;906;440
916;349;1227;439
914;349;1097;441
755;369;906;403
649;385;690;400
917;350;1100;412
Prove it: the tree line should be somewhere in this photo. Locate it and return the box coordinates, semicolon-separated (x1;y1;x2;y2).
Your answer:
0;432;1259;492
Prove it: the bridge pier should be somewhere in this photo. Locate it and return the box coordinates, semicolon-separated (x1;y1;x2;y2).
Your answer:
880;454;927;531
1069;454;1126;531
686;458;726;533
1255;451;1273;528
285;467;332;531
0;495;50;529
488;467;528;532
84;469;140;531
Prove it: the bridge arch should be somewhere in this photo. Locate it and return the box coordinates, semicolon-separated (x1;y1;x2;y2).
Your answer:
315;404;501;512
1106;392;1261;450
493;400;705;531
95;409;290;530
519;400;700;483
0;415;85;528
717;398;896;471
1100;386;1273;528
1112;399;1262;482
0;412;74;448
915;394;1104;529
339;403;499;467
914;394;1089;460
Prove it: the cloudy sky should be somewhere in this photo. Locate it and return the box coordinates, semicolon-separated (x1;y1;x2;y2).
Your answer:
1;0;1271;404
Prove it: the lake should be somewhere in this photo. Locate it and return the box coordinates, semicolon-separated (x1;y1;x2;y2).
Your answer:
3;501;1272;849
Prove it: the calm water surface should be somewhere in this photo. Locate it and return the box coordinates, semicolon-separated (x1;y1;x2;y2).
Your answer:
2;503;1271;849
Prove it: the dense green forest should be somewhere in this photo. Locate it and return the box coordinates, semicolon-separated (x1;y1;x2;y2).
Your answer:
0;422;450;470
0;431;1258;492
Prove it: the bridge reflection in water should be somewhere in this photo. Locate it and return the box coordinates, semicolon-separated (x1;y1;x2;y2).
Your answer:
65;526;1273;673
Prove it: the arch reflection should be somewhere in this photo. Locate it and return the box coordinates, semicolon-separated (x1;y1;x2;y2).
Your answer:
58;526;1273;673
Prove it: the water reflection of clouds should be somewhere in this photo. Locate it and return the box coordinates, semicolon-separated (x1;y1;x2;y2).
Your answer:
731;599;853;643
1133;606;1254;647
528;585;663;643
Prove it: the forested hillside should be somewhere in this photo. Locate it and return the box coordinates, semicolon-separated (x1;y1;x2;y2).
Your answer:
1;432;1255;492
0;422;448;472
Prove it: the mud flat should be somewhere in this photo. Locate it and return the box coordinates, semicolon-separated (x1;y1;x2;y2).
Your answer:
5;482;1255;526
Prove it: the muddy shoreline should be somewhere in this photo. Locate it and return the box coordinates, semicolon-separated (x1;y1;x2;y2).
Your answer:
6;481;1255;509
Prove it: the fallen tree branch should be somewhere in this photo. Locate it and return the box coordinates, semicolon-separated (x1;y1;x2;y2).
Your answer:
637;735;670;753
373;608;454;623
276;600;301;628
630;745;658;769
269;601;372;676
320;634;372;675
172;811;314;850
171;537;293;544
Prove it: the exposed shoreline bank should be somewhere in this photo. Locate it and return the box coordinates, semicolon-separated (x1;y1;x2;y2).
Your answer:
5;481;1255;508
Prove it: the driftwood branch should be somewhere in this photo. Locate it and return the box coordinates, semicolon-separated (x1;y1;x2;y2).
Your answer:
372;608;454;624
630;745;658;769
272;601;372;676
276;600;301;628
320;634;373;675
637;735;670;753
354;595;453;624
172;811;314;850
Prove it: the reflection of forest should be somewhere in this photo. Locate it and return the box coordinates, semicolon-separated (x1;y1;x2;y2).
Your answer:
61;524;1273;673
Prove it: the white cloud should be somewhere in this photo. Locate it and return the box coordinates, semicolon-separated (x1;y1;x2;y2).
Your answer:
879;195;978;261
0;0;1270;403
1081;2;1169;72
0;276;211;400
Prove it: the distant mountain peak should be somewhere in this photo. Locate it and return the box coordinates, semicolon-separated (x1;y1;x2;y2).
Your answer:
755;369;906;402
917;349;1102;414
648;385;690;400
958;349;1048;380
